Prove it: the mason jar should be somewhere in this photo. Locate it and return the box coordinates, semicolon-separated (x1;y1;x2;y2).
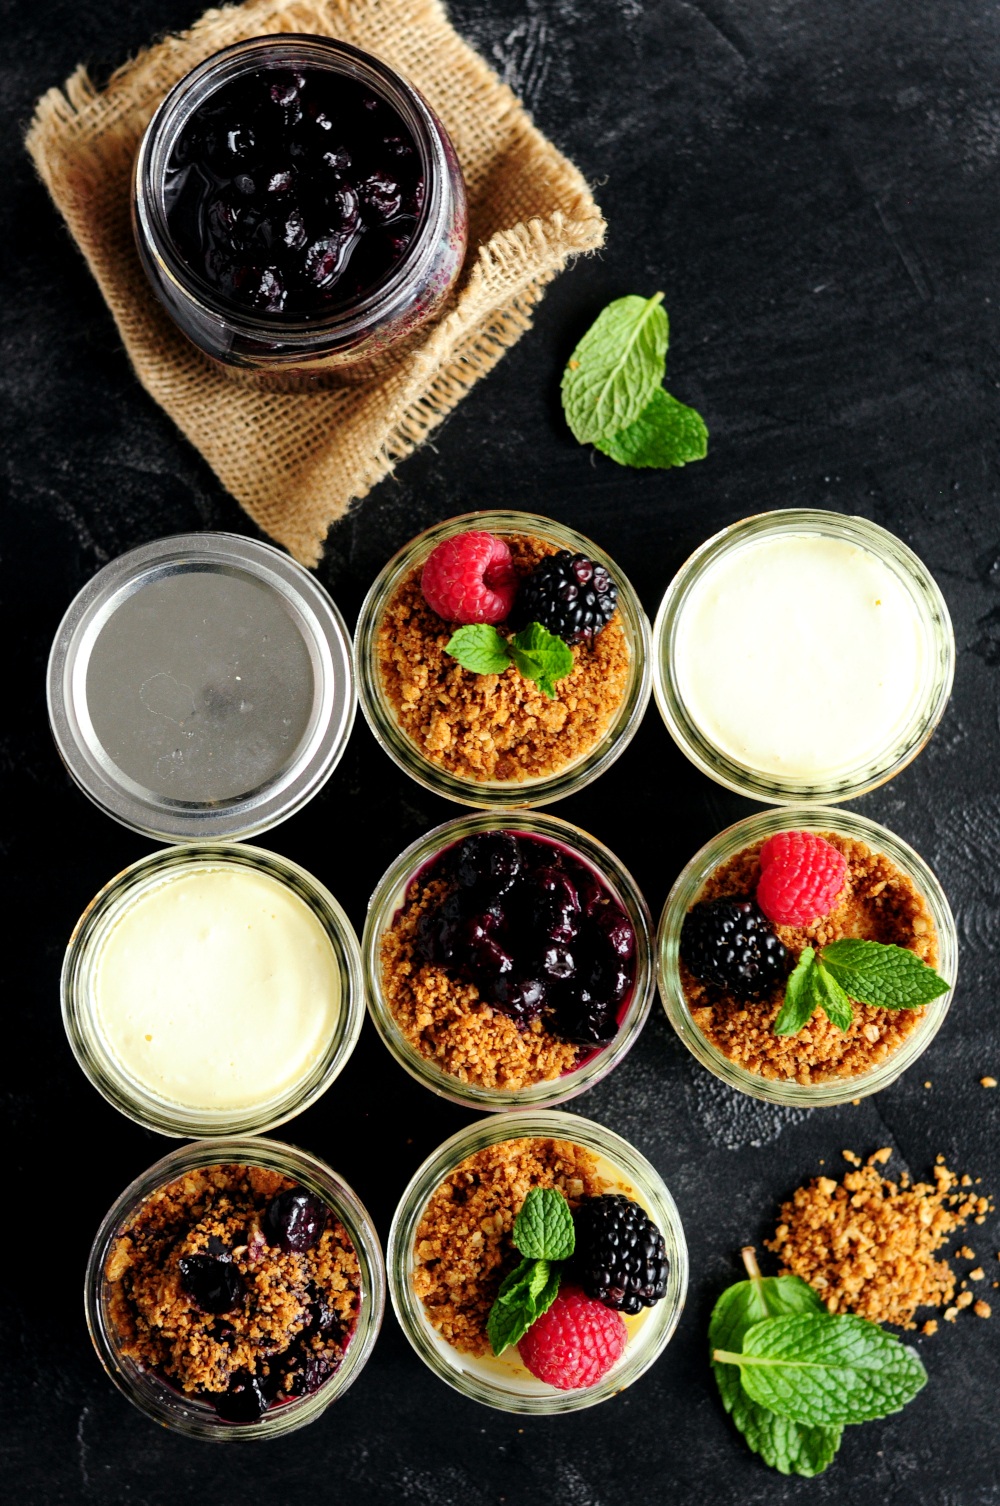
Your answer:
85;1137;384;1439
132;35;467;386
657;806;957;1108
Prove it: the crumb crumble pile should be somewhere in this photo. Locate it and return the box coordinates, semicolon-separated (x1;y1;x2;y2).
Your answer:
412;1138;607;1355
106;1164;360;1401
766;1148;994;1330
684;833;938;1083
377;536;630;783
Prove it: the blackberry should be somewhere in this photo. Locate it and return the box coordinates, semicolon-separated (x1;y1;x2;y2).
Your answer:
679;895;789;999
571;1195;669;1315
513;550;618;643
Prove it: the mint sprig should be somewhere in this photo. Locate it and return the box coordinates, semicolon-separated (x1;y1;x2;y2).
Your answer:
486;1188;576;1356
561;293;708;469
773;940;949;1037
445;621;573;701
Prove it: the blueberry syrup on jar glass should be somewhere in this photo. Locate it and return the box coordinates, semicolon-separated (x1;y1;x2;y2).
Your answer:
165;68;426;317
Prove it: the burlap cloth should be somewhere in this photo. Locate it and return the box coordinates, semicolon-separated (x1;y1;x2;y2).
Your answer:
25;0;604;565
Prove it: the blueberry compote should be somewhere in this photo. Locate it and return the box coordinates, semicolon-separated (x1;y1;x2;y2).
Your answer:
165;68;425;316
414;833;636;1048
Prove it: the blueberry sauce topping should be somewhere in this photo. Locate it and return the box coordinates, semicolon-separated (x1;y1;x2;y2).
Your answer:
413;832;636;1047
165;68;425;316
262;1188;327;1253
178;1253;246;1314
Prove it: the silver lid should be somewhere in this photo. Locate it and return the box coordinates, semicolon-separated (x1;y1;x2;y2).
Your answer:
47;533;355;841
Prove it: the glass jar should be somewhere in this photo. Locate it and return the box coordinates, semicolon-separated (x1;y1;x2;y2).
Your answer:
657;806;957;1108
85;1137;384;1439
652;510;954;803
132;35;467;386
387;1110;688;1413
63;843;365;1137
354;511;653;807
363;810;655;1110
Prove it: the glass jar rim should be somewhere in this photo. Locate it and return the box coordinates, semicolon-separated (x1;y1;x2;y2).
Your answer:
133;34;447;341
387;1109;688;1412
353;510;653;809
363;809;655;1110
657;804;958;1107
62;843;365;1137
85;1136;385;1439
652;509;955;804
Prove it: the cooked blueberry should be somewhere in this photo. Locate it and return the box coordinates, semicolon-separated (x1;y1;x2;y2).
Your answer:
322;147;352;172
454;833;522;897
489;974;546;1026
263;1188;327;1253
469;937;514;977
214;1370;268;1422
596;906;635;960
541;944;576;980
179;1254;245;1314
267;168;295;193
358;169;402;221
555;989;618;1046
226;124;256;158
233;173;257;196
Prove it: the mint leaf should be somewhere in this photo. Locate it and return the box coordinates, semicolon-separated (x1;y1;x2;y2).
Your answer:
710;1262;841;1477
813;957;853;1032
597;388;708;469
487;1257;554;1355
513;1187;575;1262
509;622;574;700
773;948;819;1036
716;1312;927;1428
820;939;950;1010
561;293;668;444
445;624;512;676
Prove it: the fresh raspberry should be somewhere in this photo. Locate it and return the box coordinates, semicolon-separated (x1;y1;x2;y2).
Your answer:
756;831;848;927
517;1285;627;1390
420;532;518;625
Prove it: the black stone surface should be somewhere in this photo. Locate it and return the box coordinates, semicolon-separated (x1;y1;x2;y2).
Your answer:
4;2;999;1501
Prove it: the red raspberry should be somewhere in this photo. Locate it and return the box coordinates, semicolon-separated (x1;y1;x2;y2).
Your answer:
420;532;518;625
756;831;848;927
517;1285;627;1390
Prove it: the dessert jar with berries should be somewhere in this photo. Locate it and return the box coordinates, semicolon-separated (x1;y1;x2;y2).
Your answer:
354;512;652;807
387;1111;687;1413
657;807;957;1107
132;35;467;385
364;811;654;1110
86;1137;384;1439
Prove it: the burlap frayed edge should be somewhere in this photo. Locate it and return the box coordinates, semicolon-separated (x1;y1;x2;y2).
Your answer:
25;0;606;566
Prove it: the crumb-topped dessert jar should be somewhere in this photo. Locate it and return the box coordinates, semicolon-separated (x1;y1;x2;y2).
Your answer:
657;807;957;1107
364;811;654;1110
388;1111;687;1412
132;35;467;384
354;512;652;807
63;844;364;1137
86;1138;384;1439
653;511;954;803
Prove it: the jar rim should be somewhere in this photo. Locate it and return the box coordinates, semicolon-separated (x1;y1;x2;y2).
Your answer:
652;509;955;804
362;809;655;1110
656;804;958;1107
353;510;653;808
386;1110;688;1412
62;843;365;1137
85;1136;385;1439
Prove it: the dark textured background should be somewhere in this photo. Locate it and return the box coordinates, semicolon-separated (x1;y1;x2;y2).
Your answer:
4;1;1000;1502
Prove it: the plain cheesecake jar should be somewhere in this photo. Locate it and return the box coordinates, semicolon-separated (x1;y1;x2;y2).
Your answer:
656;806;957;1108
132;35;467;386
85;1137;384;1440
354;511;653;808
363;810;655;1111
63;844;364;1137
387;1111;687;1413
652;511;954;803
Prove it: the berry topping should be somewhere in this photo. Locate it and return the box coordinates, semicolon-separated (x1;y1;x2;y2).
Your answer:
511;550;618;643
756;831;849;927
263;1188;327;1253
420;532;519;624
178;1254;246;1314
680;895;790;999
571;1194;669;1315
517;1285;627;1389
214;1370;268;1422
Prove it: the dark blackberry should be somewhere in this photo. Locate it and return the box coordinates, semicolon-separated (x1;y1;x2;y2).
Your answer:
571;1194;669;1315
679;895;789;999
513;550;618;643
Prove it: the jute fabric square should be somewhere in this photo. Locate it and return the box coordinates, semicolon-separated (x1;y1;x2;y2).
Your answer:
26;0;605;564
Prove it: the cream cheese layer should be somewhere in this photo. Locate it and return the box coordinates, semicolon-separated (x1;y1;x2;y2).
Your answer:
674;534;925;780
94;865;339;1110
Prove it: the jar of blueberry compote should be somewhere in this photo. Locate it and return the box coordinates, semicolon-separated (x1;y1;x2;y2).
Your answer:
132;35;467;386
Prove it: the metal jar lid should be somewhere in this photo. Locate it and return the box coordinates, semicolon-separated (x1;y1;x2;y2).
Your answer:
47;533;355;841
